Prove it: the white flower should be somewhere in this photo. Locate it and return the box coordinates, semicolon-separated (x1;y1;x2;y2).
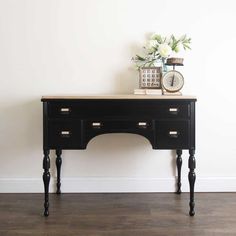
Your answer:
174;43;183;53
158;43;172;58
146;40;157;52
150;34;162;42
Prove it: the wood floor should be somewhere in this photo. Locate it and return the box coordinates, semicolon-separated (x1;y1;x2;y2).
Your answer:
0;193;236;236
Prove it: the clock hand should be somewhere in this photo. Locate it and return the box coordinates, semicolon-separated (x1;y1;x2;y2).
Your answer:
171;72;175;86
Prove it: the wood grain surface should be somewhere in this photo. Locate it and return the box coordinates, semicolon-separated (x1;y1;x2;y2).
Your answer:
0;193;235;236
41;95;196;100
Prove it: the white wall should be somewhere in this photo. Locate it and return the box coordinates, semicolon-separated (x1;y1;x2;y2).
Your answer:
0;0;236;192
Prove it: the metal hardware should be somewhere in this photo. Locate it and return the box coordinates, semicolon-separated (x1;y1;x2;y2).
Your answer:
60;108;70;114
169;131;179;138
169;107;179;114
92;122;102;127
138;122;147;126
60;131;70;137
138;122;147;127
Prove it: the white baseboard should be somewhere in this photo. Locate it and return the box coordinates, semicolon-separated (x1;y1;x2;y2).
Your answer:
0;177;236;193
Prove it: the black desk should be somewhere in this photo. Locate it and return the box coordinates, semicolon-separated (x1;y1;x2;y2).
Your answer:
41;95;196;216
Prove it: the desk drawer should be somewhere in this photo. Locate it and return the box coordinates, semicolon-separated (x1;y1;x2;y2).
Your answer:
155;120;190;149
48;120;83;149
47;101;190;119
84;119;154;147
86;119;153;133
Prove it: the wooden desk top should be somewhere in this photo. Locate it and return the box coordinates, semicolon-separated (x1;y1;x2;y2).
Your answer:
41;94;196;101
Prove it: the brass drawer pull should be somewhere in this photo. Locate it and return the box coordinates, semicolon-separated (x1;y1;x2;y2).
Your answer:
92;122;102;128
169;131;179;138
60;108;70;114
60;131;71;137
138;122;147;128
169;108;179;114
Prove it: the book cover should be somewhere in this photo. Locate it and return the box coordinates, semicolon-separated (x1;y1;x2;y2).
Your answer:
134;89;162;95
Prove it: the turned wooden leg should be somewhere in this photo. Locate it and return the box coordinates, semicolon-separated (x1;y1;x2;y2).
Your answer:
43;149;50;217
56;149;62;194
188;149;196;216
176;149;182;194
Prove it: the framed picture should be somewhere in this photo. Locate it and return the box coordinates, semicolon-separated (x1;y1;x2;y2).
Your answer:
139;67;162;89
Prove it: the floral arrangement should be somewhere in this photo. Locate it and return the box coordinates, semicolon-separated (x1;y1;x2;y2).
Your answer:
132;34;191;70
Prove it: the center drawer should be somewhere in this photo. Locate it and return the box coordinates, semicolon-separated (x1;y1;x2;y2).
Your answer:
85;119;153;132
84;119;154;147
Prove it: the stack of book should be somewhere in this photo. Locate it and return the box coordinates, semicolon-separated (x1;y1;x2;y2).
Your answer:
134;89;163;95
162;91;182;96
134;89;182;96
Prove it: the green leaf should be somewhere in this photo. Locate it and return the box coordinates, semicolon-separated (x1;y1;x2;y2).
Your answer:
183;44;191;50
180;34;186;41
135;55;146;61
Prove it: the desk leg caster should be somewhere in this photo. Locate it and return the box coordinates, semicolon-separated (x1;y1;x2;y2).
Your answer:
43;149;50;217
176;149;182;194
188;149;196;216
56;149;62;194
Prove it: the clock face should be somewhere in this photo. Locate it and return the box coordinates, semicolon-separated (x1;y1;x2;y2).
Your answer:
162;70;184;92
